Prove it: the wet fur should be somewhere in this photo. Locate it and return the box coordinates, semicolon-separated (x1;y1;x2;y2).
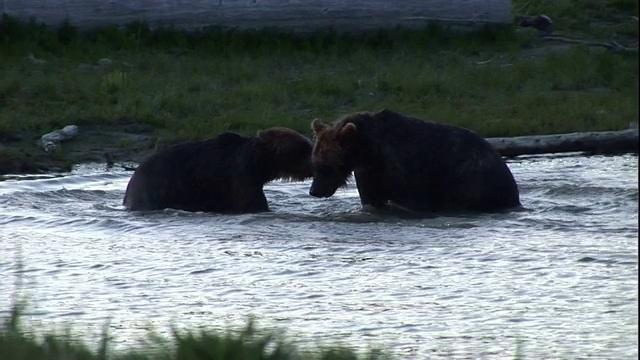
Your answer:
123;128;313;213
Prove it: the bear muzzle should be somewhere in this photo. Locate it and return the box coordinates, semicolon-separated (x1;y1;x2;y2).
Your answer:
309;180;338;198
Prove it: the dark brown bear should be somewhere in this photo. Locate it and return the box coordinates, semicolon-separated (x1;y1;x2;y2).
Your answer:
309;109;521;214
123;127;313;213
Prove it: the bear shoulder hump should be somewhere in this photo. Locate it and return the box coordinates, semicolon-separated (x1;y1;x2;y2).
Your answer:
211;132;248;148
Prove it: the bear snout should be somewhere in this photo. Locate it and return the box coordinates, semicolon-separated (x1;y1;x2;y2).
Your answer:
309;181;336;198
309;186;322;197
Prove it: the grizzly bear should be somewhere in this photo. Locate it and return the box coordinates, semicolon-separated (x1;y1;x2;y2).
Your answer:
309;109;521;214
123;127;313;213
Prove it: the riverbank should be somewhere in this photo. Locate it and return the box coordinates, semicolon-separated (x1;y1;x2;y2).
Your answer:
0;0;637;175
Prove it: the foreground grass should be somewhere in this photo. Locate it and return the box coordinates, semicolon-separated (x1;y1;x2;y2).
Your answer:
0;0;637;144
1;304;391;360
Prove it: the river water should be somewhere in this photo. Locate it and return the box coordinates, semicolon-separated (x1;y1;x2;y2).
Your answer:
0;154;637;359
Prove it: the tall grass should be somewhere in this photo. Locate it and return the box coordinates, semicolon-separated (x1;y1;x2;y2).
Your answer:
1;302;390;360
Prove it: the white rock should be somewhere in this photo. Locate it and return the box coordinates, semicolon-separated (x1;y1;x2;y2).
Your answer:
38;125;80;151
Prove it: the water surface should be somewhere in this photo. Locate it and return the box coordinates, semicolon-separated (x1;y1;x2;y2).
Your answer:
0;154;637;359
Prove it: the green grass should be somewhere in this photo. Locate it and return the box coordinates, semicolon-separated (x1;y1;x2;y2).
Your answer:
0;0;637;144
1;303;391;360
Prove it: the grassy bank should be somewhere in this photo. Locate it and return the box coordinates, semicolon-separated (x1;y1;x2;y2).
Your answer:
1;303;391;360
0;0;637;173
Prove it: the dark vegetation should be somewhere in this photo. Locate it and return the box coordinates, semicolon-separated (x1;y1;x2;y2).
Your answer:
1;302;392;360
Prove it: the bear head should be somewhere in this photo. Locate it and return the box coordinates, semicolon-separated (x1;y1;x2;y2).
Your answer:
308;118;358;198
256;127;314;182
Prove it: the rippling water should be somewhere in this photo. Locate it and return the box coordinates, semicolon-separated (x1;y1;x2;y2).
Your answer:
0;154;637;359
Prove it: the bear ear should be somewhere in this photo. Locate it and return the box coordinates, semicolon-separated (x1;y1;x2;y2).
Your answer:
338;122;357;139
311;118;327;134
256;128;278;143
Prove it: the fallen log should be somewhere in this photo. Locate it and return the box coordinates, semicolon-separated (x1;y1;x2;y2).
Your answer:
2;0;512;33
540;34;639;55
486;128;639;157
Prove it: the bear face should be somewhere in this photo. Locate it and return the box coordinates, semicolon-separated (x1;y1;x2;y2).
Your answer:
309;118;357;198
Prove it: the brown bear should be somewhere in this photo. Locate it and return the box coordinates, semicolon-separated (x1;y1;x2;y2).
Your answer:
123;127;313;213
309;109;521;214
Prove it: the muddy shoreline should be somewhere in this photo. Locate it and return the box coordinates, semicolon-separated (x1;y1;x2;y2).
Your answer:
2;119;637;177
0;118;166;176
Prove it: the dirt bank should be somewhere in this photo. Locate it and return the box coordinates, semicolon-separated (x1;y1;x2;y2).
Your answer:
2;117;637;177
0;118;164;175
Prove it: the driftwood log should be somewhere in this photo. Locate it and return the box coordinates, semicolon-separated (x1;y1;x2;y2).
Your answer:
487;128;639;157
104;129;637;171
2;0;512;33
